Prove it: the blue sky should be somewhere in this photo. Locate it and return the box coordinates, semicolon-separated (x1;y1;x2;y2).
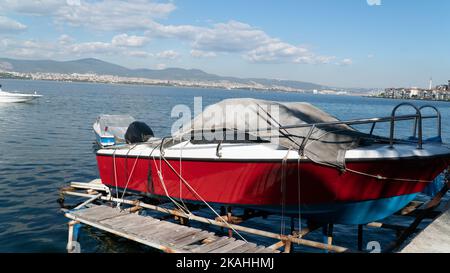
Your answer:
0;0;449;88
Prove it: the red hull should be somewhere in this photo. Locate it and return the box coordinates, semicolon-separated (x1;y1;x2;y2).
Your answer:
96;155;449;206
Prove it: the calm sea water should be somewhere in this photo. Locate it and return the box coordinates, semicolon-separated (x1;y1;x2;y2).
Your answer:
0;79;448;253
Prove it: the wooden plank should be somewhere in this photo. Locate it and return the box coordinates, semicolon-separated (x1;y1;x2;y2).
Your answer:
228;243;257;253
243;246;264;253
191;237;233;253
109;218;161;232
66;212;178;253
122;220;163;235
138;222;178;239
146;225;188;242
171;231;214;248
210;240;247;253
260;247;280;253
204;239;238;253
73;206;123;221
163;229;202;244
67;205;280;253
254;246;274;253
146;221;190;238
100;213;158;228
159;230;198;243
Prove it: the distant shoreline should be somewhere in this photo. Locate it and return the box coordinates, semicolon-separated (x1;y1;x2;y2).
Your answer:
0;74;300;93
364;95;450;103
0;73;308;93
0;74;364;96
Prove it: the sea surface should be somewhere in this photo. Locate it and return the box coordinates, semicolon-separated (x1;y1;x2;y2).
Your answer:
0;79;448;253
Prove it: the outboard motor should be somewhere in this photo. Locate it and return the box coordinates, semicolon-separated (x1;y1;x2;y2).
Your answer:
125;121;154;144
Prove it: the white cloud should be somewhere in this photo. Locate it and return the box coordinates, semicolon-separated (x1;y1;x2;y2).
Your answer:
368;53;375;58
246;40;311;63
126;50;153;58
0;35;152;60
0;38;56;58
112;34;149;47
0;16;27;33
69;42;113;55
0;0;176;31
58;34;75;45
66;0;81;6
338;58;353;66
148;20;335;64
190;50;217;58
156;50;179;60
0;1;349;66
0;0;64;16
193;21;270;52
367;0;381;6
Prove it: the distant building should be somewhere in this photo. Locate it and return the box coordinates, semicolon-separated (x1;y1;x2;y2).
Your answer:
382;80;450;101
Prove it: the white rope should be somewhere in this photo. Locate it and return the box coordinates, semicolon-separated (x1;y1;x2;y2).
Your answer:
147;141;191;217
159;154;248;242
345;168;432;183
280;148;291;236
119;144;142;200
112;149;119;201
151;153;192;217
178;140;191;212
297;156;302;237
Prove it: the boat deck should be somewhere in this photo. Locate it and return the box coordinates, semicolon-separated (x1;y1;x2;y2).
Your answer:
65;205;279;253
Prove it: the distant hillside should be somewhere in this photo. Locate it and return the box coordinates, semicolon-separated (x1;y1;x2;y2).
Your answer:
0;57;326;90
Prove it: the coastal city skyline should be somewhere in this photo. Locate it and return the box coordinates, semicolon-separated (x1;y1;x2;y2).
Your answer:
0;0;449;88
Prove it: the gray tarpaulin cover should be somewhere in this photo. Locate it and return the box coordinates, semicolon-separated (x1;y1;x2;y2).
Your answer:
176;98;370;169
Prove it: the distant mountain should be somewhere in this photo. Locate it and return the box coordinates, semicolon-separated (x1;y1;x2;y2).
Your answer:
0;57;326;90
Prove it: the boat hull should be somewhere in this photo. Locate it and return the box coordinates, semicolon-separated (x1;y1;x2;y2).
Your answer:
96;154;449;224
0;92;41;103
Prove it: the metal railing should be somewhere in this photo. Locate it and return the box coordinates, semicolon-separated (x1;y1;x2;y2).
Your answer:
268;102;442;151
390;102;423;149
163;102;443;155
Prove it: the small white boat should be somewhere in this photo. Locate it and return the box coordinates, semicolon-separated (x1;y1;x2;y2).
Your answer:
93;115;136;147
0;84;42;103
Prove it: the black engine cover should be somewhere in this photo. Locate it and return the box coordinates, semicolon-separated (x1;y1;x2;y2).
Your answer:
125;121;154;144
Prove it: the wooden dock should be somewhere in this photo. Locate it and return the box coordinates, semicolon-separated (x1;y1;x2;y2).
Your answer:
65;205;279;253
60;175;449;253
400;202;450;253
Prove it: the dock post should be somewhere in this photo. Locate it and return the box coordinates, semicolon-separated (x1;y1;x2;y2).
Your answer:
358;225;363;251
67;220;81;253
220;206;226;232
227;206;233;238
322;223;334;253
290;217;295;235
283;240;292;253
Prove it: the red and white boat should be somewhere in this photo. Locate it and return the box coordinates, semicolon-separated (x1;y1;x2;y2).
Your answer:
95;99;450;225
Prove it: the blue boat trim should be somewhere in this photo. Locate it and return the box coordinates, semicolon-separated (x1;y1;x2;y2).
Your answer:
225;193;418;225
294;193;418;225
95;133;115;147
